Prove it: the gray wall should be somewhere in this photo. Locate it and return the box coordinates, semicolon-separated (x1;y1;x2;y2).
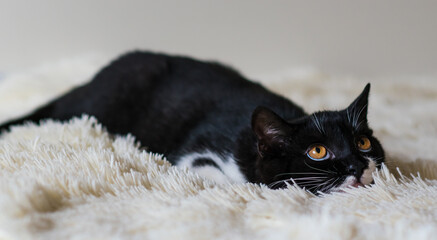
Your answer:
1;0;436;77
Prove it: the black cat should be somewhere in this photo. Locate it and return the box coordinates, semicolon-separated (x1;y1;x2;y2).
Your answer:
0;51;385;193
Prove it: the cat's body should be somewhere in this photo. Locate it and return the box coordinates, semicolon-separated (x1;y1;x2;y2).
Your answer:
0;51;385;193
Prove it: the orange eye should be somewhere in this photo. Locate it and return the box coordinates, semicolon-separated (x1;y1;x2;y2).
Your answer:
307;145;328;160
358;136;372;151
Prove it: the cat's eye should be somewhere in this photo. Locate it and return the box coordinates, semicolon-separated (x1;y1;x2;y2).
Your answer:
357;136;372;152
307;145;329;161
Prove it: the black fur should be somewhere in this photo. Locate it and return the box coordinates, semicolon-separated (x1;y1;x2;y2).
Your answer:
192;158;222;170
0;51;385;193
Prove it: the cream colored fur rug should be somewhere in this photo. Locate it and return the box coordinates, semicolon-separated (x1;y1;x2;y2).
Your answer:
0;56;436;239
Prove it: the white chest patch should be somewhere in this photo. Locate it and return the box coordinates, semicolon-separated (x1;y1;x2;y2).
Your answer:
176;151;247;184
360;157;377;185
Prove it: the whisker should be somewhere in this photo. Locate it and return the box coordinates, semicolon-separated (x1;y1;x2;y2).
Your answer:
300;184;325;191
291;177;329;180
306;184;324;192
269;177;328;189
306;178;332;189
298;182;324;188
346;108;351;124
274;172;328;180
353;103;368;128
270;177;327;188
295;180;327;187
375;160;393;167
268;179;289;188
268;180;282;188
275;172;328;177
356;120;364;130
269;173;338;191
304;160;336;174
292;180;328;185
373;158;386;163
307;177;338;193
323;177;341;193
311;114;324;135
293;178;327;183
315;179;333;192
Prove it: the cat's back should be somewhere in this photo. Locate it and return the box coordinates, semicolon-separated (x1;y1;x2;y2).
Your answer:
116;52;302;152
115;51;298;113
116;51;269;152
94;51;305;153
4;51;304;158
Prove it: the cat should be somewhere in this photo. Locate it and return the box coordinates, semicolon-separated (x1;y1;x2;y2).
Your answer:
0;51;385;193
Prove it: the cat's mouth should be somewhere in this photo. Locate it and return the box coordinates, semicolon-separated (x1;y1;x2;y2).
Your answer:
351;182;364;188
341;176;363;188
331;159;377;192
330;176;364;193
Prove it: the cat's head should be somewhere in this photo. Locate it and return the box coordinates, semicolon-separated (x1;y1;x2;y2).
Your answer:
251;83;384;193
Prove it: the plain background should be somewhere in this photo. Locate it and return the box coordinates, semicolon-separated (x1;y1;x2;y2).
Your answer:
0;0;436;77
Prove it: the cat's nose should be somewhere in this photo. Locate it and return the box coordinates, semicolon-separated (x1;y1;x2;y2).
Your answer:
347;164;363;178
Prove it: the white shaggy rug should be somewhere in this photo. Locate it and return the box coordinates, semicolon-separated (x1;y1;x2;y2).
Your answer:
0;55;436;239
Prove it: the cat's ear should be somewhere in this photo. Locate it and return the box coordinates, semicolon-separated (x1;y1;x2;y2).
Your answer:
346;83;370;127
252;106;293;155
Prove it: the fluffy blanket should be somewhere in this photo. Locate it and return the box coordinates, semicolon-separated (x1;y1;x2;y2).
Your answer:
0;56;436;240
